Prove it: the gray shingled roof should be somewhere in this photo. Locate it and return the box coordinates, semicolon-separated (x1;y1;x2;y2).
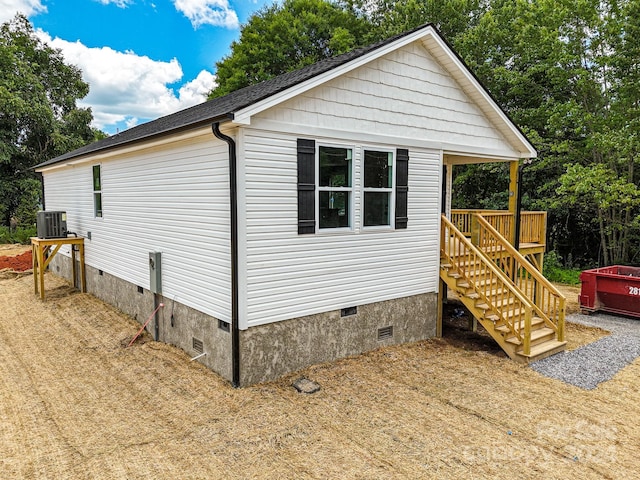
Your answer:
37;24;431;169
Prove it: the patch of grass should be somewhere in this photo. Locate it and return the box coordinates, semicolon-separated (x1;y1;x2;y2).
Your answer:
543;251;582;285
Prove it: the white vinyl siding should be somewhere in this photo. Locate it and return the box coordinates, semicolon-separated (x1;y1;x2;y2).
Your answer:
255;42;516;156
43;130;231;321
242;129;440;327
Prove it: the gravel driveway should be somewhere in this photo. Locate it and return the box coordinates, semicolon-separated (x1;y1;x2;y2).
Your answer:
532;313;640;389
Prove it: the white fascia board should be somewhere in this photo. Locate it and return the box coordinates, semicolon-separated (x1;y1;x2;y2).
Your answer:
423;34;537;158
231;25;440;125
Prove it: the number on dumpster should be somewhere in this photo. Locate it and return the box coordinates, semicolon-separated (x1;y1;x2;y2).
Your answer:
628;286;640;296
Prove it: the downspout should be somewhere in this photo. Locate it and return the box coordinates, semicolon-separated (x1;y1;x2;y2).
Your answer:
212;122;240;388
36;172;45;210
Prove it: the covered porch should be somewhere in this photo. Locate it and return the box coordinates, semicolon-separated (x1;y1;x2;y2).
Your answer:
441;155;546;265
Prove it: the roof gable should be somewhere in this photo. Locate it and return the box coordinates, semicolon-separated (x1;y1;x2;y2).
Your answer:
37;24;535;169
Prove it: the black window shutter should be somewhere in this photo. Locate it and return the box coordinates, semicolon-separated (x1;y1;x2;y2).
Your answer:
395;148;409;229
297;139;316;234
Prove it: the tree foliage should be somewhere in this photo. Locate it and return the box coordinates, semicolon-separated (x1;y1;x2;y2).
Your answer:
556;164;640;265
0;14;99;227
210;0;372;98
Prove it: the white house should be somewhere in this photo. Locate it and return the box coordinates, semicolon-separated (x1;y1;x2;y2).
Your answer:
37;24;537;386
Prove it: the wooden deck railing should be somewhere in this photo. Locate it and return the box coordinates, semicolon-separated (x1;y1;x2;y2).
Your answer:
473;214;565;341
441;215;534;353
451;209;546;246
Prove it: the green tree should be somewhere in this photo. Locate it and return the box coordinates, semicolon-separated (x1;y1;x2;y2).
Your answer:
352;0;485;43
0;14;98;227
209;0;372;98
556;164;640;265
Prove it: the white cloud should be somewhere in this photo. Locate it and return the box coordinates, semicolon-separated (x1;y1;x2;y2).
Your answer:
0;0;46;23
173;0;239;29
178;70;217;105
94;0;133;7
36;30;217;132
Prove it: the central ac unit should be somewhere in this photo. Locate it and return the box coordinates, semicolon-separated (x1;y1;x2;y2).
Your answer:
36;211;68;238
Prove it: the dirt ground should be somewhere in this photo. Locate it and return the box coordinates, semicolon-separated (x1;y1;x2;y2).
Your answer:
1;272;637;479
0;244;30;257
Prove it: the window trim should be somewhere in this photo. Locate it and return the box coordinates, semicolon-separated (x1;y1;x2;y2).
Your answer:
93;164;103;218
362;146;396;230
316;143;355;232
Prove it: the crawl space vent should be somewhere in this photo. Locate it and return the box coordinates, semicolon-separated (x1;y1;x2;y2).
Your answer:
377;326;394;341
192;337;204;354
341;306;357;317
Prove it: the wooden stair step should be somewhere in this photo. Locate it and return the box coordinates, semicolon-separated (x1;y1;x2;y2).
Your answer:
473;277;500;287
517;340;567;362
505;327;555;345
487;296;517;309
495;317;544;334
443;258;481;267
497;307;542;320
484;287;511;296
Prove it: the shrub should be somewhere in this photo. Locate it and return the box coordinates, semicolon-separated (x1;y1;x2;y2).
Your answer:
0;226;37;245
543;251;582;285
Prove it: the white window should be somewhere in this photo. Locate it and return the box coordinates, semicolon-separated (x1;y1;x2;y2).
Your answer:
93;165;102;218
363;149;394;227
318;145;353;229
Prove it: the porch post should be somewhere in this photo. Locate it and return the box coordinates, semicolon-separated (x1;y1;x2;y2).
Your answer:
508;160;519;245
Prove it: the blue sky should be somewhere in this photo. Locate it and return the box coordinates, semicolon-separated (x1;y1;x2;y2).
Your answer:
2;0;272;134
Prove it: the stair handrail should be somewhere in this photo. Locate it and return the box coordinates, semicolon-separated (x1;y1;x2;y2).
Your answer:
473;213;565;342
441;215;534;351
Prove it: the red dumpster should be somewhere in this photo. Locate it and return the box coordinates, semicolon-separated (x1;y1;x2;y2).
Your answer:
579;266;640;318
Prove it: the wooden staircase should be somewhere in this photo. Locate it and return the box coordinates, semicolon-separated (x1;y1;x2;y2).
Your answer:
440;214;566;363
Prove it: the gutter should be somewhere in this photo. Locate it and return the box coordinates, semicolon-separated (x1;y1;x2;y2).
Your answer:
212;122;241;388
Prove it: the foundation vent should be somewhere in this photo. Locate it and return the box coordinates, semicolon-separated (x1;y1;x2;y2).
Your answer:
192;337;204;354
218;320;230;332
341;306;357;317
377;326;394;341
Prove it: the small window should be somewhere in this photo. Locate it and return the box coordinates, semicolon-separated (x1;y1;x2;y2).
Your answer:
318;146;352;229
93;165;102;218
363;150;394;227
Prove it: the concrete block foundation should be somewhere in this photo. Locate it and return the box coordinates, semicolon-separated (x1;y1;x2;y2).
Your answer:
239;293;437;386
50;254;437;386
